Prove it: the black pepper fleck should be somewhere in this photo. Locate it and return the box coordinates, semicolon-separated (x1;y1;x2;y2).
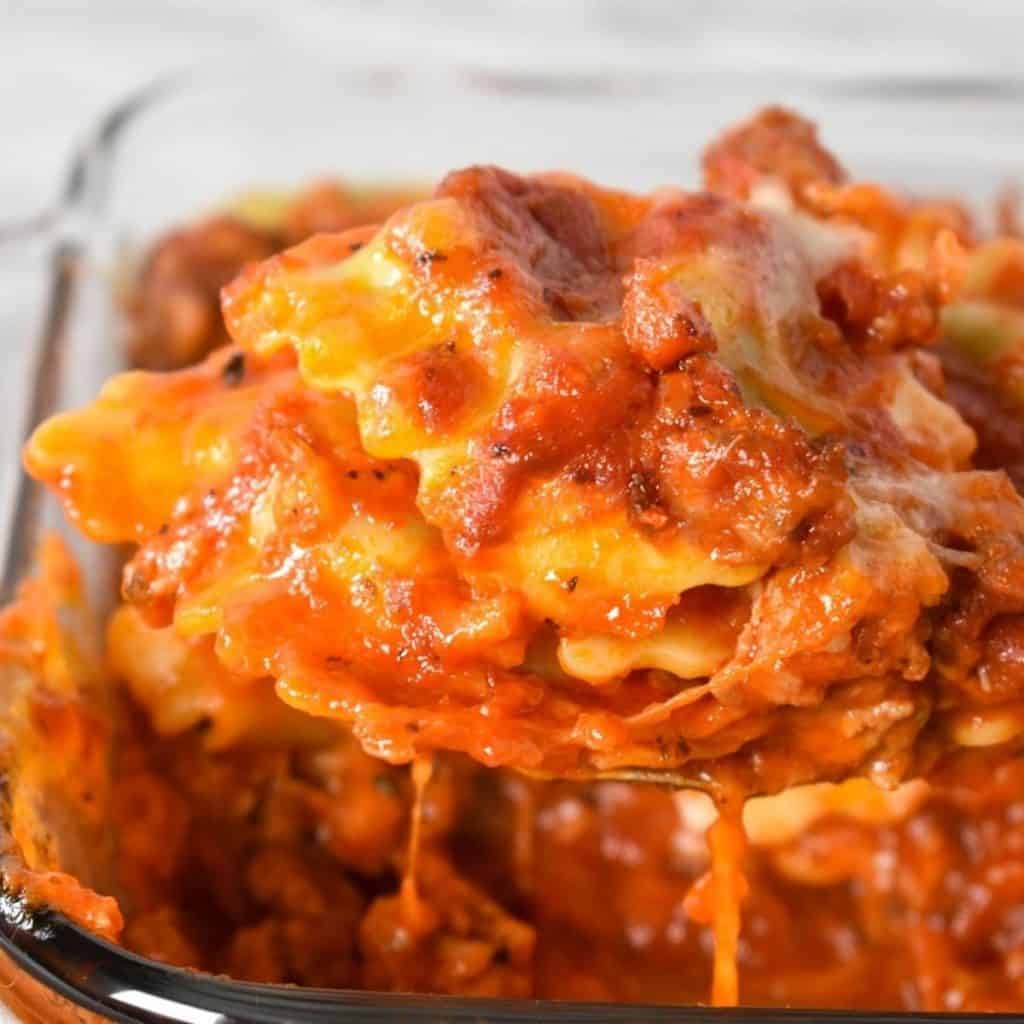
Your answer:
417;249;448;266
221;351;246;387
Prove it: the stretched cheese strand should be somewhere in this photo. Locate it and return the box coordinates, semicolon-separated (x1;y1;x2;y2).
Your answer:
707;808;748;1006
509;775;536;900
399;755;436;935
683;799;749;1006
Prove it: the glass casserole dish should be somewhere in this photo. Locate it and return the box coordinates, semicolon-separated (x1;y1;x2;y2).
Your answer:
1;59;1024;1023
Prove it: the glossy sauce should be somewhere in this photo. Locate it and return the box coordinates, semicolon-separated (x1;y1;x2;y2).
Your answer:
10;106;1024;1014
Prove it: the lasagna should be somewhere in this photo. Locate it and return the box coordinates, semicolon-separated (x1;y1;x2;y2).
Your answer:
26;109;1024;797
7;107;1024;1011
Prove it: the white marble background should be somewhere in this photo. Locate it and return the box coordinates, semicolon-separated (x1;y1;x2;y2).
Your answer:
1;1;1024;1019
4;0;1024;222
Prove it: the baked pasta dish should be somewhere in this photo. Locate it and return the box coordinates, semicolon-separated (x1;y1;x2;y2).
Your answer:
6;107;1024;1011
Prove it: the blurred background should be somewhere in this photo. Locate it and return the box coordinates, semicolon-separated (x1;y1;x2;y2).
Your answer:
4;0;1024;221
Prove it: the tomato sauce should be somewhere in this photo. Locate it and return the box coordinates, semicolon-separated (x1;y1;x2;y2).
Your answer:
8;106;1024;1012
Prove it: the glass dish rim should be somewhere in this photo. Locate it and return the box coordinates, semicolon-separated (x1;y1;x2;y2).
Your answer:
2;59;1022;1023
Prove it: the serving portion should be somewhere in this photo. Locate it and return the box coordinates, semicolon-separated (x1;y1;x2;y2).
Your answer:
7;107;1024;1011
